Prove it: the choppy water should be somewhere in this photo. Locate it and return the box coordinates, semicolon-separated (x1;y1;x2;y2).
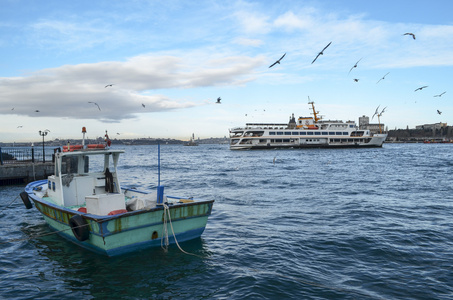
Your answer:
1;144;452;299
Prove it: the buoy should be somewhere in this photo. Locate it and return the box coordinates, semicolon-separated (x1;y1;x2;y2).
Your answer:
69;215;90;241
20;192;32;209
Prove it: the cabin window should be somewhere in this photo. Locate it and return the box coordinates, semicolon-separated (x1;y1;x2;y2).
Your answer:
322;132;328;135
315;132;321;135
343;132;349;135
269;132;276;135
349;124;355;128
307;132;314;135
300;132;306;135
336;132;342;135
292;132;299;135
283;139;290;142
329;132;335;135
285;132;292;135
277;132;284;135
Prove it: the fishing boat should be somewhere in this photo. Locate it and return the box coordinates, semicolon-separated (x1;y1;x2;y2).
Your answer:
184;133;199;146
229;102;387;150
19;127;214;256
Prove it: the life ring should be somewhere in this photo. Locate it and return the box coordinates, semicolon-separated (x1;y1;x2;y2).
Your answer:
20;192;32;209
69;215;90;241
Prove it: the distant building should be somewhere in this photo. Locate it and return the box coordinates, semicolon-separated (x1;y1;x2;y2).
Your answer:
415;122;447;130
359;115;385;133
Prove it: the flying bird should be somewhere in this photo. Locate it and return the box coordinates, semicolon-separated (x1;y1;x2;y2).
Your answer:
11;108;14;110
373;105;387;120
434;92;446;97
437;110;442;115
414;86;428;92
17;125;23;128
348;58;362;74
403;33;416;40
142;103;145;108
105;84;114;88
88;101;101;111
376;72;390;84
353;79;359;82
216;97;221;104
35;110;40;112
312;42;332;64
372;105;380;120
269;53;286;68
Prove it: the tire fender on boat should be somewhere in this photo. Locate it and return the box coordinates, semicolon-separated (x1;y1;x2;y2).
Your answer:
69;215;90;241
20;192;33;209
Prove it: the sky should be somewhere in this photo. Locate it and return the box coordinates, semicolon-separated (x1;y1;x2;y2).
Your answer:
1;0;453;142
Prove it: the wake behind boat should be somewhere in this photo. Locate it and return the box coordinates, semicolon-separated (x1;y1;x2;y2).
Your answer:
229;102;387;150
20;127;214;256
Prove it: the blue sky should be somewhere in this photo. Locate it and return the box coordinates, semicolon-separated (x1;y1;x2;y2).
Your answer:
1;0;453;142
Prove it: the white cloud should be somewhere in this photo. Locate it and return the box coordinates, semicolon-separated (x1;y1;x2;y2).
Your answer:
0;53;264;122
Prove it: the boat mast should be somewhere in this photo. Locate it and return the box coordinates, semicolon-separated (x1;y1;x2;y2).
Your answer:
308;101;321;122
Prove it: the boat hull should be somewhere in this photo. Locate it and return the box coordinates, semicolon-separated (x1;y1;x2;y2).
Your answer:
25;181;214;256
230;134;387;150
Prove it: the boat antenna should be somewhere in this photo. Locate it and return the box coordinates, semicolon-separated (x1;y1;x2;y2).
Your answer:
157;142;165;205
158;142;161;186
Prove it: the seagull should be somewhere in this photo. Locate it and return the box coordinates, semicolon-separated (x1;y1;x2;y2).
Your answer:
353;79;359;82
414;86;428;92
11;108;14;110
35;110;40;112
17;125;23;128
434;92;446;97
117;133;121;135
88;101;101;111
216;97;221;104
403;33;416;40
269;53;286;68
142;103;145;108
376;72;390;84
437;110;442;115
105;84;114;88
312;42;332;64
372;105;380;120
348;58;362;74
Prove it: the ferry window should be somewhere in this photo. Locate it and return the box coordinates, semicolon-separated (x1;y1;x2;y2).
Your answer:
292;132;299;135
285;132;292;135
283;139;290;142
329;132;335;135
315;132;321;135
307;132;314;135
343;132;348;135
336;132;342;135
349;124;355;128
300;132;306;135
270;132;276;135
277;132;284;135
276;139;282;142
322;132;328;135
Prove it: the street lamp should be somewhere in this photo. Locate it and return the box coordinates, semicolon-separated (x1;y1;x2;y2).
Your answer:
39;130;48;163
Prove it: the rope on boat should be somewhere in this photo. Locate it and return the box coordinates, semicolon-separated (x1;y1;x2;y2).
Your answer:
161;203;202;258
0;223;89;245
0;195;19;215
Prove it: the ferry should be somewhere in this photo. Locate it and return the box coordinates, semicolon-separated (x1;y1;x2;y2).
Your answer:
229;102;387;150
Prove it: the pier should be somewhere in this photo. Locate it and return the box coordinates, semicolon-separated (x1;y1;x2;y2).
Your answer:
0;146;55;185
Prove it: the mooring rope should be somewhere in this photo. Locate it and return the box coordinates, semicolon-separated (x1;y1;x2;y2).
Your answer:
0;195;20;215
0;223;89;245
161;203;202;258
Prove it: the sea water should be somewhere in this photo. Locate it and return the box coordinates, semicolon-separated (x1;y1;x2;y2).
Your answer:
0;143;452;299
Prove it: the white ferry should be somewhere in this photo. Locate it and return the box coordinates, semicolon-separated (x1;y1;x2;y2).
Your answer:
229;102;387;150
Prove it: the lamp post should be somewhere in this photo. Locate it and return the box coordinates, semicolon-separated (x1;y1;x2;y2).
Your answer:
39;130;48;163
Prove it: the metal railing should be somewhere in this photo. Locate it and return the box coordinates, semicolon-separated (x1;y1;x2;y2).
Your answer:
0;146;56;165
